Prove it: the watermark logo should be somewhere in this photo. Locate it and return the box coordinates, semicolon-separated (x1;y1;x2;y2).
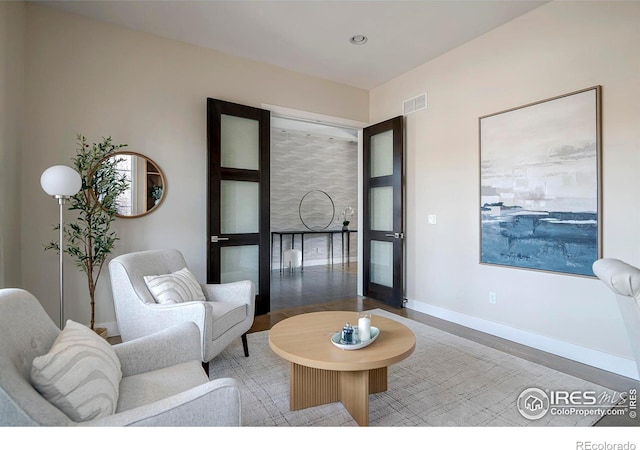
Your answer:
517;387;635;421
576;442;636;450
517;387;550;420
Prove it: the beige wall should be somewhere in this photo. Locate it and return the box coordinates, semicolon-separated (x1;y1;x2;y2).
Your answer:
13;1;640;378
21;5;368;329
370;1;640;377
0;1;25;288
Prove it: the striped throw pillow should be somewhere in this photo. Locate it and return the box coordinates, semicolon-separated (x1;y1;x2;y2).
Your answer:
143;267;206;304
30;320;122;422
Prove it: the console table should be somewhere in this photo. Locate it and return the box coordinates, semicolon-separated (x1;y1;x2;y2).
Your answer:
271;229;356;272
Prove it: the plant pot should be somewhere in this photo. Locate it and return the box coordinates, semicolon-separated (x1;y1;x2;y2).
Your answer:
94;327;108;340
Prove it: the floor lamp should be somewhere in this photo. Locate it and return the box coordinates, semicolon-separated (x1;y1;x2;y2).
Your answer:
41;165;82;329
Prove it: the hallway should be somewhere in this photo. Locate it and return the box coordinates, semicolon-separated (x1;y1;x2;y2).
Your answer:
270;263;357;311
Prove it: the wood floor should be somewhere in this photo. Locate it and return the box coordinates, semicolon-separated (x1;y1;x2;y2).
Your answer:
250;295;640;427
270;261;357;310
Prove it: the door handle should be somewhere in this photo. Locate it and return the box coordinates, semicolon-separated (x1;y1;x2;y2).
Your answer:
210;236;230;243
385;232;404;239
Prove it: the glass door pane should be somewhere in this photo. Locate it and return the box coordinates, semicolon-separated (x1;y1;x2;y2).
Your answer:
221;245;260;289
370;186;393;231
370;130;393;177
221;114;260;170
370;240;393;288
221;180;259;234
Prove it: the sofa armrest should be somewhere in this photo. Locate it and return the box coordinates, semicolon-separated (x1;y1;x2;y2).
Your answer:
133;300;210;333
201;280;255;305
82;378;241;427
113;322;202;377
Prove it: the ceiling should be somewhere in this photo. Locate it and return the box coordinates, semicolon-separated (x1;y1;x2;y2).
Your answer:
34;0;548;90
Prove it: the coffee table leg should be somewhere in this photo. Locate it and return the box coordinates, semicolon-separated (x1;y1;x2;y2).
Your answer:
369;366;387;394
289;363;388;427
339;370;370;426
290;363;339;410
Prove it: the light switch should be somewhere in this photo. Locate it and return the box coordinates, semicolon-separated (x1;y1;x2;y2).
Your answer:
428;214;437;225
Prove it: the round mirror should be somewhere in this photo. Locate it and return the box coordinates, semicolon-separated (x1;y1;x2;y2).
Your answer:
93;152;166;218
299;190;335;231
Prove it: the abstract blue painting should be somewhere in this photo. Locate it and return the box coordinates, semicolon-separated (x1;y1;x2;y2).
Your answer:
480;87;601;277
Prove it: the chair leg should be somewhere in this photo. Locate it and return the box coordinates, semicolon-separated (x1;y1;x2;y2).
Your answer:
202;361;209;377
242;333;249;357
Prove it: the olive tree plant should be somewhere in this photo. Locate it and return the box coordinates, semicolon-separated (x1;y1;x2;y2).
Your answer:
45;134;129;330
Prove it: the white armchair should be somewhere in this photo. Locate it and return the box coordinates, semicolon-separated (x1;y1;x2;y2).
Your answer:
592;258;640;380
109;249;255;374
0;288;241;426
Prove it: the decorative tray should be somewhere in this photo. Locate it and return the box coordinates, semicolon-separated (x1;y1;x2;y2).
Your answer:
331;326;380;350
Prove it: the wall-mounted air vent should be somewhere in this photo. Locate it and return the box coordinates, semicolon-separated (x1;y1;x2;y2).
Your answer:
403;93;427;115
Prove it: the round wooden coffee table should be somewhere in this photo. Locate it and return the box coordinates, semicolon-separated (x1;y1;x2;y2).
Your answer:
268;311;415;426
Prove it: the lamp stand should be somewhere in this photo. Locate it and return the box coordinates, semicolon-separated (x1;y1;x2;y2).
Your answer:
41;164;81;329
56;195;68;329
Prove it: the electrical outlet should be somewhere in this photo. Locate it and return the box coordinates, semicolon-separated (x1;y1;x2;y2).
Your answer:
428;214;437;225
489;292;497;304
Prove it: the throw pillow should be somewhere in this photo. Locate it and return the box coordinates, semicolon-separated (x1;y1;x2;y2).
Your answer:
143;267;206;304
31;320;122;422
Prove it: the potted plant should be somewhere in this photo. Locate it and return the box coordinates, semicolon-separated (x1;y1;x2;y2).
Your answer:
151;185;163;205
340;206;354;231
45;134;129;336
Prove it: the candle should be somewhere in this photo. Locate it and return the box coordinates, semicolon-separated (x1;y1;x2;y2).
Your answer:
358;316;371;341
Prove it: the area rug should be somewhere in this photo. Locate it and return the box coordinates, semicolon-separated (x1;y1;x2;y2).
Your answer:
209;309;619;426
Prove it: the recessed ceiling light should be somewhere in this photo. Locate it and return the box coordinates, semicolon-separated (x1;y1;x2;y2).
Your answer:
349;35;368;45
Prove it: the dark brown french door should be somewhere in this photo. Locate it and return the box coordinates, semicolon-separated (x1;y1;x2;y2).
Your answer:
206;98;271;315
362;116;404;308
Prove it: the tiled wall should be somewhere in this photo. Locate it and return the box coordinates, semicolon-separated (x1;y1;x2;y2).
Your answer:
271;128;358;267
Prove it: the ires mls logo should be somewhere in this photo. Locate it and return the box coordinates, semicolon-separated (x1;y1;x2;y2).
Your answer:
517;387;632;421
517;388;550;420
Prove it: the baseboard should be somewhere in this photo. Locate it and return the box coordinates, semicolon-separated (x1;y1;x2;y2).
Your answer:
271;256;357;270
405;299;639;381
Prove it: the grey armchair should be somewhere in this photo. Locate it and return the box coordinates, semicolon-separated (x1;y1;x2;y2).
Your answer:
0;288;241;426
109;249;255;374
593;258;640;380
